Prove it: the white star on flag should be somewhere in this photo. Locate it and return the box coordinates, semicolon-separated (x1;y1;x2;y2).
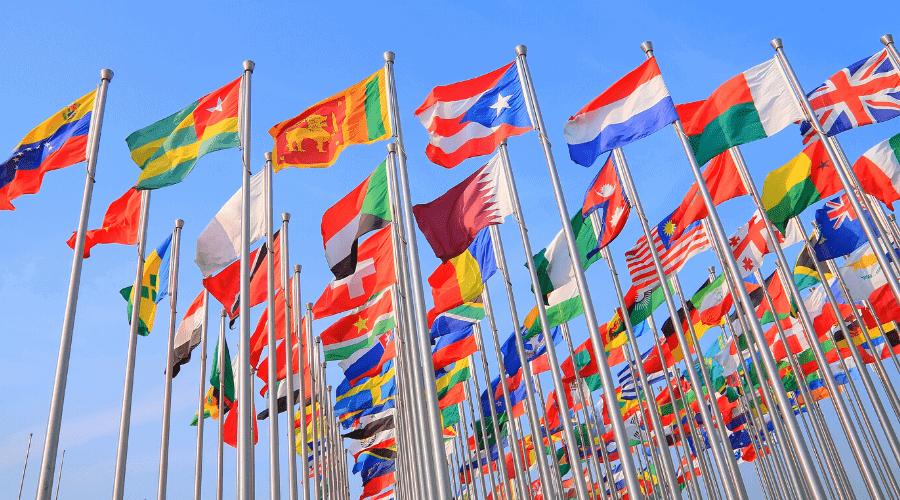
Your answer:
207;97;226;113
489;93;512;117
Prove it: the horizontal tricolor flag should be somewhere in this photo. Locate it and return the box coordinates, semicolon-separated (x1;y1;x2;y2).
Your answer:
430;298;485;341
625;219;710;295
170;291;206;378
432;326;477;371
564;58;678;167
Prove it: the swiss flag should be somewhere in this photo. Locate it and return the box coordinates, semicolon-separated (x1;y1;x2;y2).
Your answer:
312;226;395;318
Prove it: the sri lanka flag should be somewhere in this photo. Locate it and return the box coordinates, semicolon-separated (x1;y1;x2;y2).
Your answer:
120;234;173;336
0;90;95;210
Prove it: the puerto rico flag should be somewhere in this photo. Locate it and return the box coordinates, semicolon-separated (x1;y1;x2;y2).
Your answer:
582;153;630;249
800;49;900;143
415;62;532;168
564;58;678;167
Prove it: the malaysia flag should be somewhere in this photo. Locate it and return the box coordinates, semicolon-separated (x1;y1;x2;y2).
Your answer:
564;58;678;167
582;153;630;249
415;62;532;168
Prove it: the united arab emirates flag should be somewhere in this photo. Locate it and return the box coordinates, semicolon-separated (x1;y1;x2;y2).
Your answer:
762;140;842;233
676;59;803;167
321;162;391;280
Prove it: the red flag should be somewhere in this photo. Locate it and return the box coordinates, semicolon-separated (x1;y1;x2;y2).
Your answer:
204;232;281;321
66;187;141;258
668;150;747;240
223;399;258;448
361;471;395;499
249;287;293;367
582;153;630;249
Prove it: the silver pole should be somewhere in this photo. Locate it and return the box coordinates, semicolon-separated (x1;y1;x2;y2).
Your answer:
237;59;256;500
467;375;500;500
53;450;65;500
471;328;514;500
292;266;309;500
382;51;454;499
194;291;210;500
460;385;490;500
217;310;226;500
157;219;184;500
111;188;151;500
307;308;321;500
513;44;644;499
35;68;113;500
263;151;282;500
19;433;33;500
283;254;299;500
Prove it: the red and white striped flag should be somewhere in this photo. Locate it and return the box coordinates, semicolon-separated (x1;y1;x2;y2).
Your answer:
625;220;710;294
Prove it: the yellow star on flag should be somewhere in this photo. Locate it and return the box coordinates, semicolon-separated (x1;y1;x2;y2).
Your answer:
353;317;369;333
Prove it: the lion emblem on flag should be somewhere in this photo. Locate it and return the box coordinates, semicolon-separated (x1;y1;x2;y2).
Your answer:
285;113;335;153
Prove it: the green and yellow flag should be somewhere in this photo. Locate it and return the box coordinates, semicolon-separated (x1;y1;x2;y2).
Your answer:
120;235;172;336
269;68;392;170
128;77;242;189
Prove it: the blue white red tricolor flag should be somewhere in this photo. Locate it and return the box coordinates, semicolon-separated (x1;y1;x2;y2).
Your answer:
583;153;630;249
800;49;900;143
564;58;678;167
415;62;532;168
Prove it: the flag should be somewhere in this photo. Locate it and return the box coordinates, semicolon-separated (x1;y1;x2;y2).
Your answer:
582;153;630;249
0;90;95;211
436;359;472;401
203;231;280;323
430;298;485;340
728;209;801;277
432;327;477;370
343;412;394;441
129;77;241;189
223;398;258;448
322;162;391;279
853;132;900;209
413;154;514;262
335;369;396;417
799;50;900;142
415;61;531;168
66;187;142;258
691;274;732;326
270;69;391;170
626;217;710;294
813;193;877;261
120;235;172;336
676;58;804;166
170;291;205;377
794;240;826;290
321;289;394;361
667;151;748;240
840;243;888;302
192;336;235;424
249;287;294;367
532;208;600;296
427;227;496;323
195;169;266;277
313;226;395;318
762;140;843;233
339;332;395;386
501;324;561;376
348;427;395;460
564;58;677;167
521;281;584;338
361;471;394;499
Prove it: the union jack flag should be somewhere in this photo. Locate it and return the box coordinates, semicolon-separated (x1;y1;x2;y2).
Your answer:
824;196;857;230
800;50;900;143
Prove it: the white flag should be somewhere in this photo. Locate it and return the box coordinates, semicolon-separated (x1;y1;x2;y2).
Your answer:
196;170;266;277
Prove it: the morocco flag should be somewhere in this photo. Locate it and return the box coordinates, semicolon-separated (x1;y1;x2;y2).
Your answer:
853;132;900;210
666;151;747;240
321;161;391;280
313;226;395;319
67;187;142;258
676;59;804;166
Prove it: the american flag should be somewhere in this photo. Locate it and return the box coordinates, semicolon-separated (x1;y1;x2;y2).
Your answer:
625;220;711;295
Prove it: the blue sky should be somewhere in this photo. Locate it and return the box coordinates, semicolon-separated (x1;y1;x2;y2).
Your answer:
2;1;899;499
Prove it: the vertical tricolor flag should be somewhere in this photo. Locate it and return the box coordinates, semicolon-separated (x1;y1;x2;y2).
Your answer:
853;132;900;210
120;234;172;336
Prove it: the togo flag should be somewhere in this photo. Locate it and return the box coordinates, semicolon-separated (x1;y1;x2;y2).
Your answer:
120;235;172;336
321;162;391;280
129;77;242;190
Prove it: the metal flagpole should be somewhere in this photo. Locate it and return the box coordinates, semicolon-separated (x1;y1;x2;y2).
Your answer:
19;433;33;500
382;51;454;499
467;375;501;500
598;241;682;500
529;370;564;497
292;266;309;500
157;219;184;500
460;388;490;500
237;59;256;500
513;44;644;500
194;291;210;500
217;310;226;500
281;219;299;500
53;450;65;500
263;152;283;500
35;68;113;500
111;188;151;500
307;312;321;500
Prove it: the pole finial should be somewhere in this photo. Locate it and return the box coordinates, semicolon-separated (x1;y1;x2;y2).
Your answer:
499;139;508;146
515;45;527;56
306;302;313;311
281;212;290;222
383;51;395;63
243;60;255;72
770;38;783;50
890;214;896;222
294;264;302;273
175;219;184;229
264;151;272;162
708;266;715;274
221;309;227;317
640;41;654;55
882;34;895;46
387;142;397;153
101;69;114;81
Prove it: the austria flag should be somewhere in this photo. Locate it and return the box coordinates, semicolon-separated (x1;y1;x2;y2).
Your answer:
415;62;532;168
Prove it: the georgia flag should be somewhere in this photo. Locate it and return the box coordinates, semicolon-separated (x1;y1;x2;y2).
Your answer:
583;153;630;249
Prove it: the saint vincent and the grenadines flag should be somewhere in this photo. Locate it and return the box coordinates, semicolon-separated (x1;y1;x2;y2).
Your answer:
120;235;172;336
270;68;392;170
129;77;242;190
1;89;95;211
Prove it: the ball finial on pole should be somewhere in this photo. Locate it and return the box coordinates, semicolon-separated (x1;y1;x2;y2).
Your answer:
770;38;783;50
515;45;527;56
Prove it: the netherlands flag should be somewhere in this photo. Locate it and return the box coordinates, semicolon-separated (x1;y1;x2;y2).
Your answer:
415;62;532;168
564;58;678;167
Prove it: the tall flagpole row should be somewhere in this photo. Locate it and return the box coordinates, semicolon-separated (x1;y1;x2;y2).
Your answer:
35;68;113;500
194;291;210;500
157;219;184;500
263;153;283;500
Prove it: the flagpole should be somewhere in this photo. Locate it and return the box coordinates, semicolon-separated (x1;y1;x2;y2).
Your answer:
35;68;113;500
459;385;490;500
53;450;65;500
216;310;226;500
157;219;184;500
290;267;308;500
111;188;151;500
263;150;283;500
18;433;32;500
514;45;645;500
598;241;681;500
467;374;501;500
283;257;300;500
306;307;321;500
529;371;565;496
193;291;210;500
